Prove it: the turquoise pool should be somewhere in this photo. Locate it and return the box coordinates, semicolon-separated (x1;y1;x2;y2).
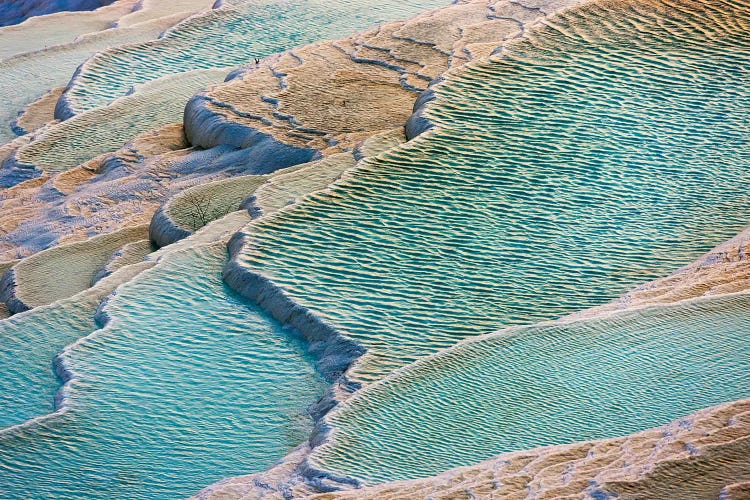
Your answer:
238;0;750;382
0;244;326;498
64;0;452;114
17;0;452;176
311;291;750;483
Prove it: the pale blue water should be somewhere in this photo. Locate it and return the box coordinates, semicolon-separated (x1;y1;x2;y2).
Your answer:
0;244;326;499
65;0;451;114
238;0;750;382
3;0;750;496
17;0;451;175
0;299;95;429
312;291;750;483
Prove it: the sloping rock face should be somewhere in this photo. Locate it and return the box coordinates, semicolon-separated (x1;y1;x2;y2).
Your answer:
0;0;116;27
575;226;750;319
0;0;547;262
0;124;189;262
184;0;547;154
317;400;750;500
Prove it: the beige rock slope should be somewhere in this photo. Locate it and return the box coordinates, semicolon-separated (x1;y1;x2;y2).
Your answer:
0;123;189;262
577;227;750;319
12;87;65;135
0;0;558;263
316;399;750;499
184;0;558;155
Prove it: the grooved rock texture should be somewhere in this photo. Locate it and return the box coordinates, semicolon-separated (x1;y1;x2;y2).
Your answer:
0;0;545;261
185;0;549;154
0;124;189;261
316;400;750;500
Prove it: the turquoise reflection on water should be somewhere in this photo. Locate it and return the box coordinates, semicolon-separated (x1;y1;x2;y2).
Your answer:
19;0;452;174
0;245;325;499
0;300;94;429
241;0;750;382
67;0;451;112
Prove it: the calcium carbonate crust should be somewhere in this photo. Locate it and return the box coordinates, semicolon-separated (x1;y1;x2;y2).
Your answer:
197;0;750;497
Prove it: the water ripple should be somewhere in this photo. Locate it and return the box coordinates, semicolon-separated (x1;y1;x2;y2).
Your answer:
279;0;750;486
64;0;453;115
238;0;750;384
312;291;750;483
0;243;325;498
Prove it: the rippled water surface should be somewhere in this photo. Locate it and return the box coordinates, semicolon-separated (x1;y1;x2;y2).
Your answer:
0;244;325;498
66;0;451;114
10;0;452;177
312;292;750;483
0;16;171;145
239;0;750;382
0;300;95;429
3;0;750;495
15;69;227;174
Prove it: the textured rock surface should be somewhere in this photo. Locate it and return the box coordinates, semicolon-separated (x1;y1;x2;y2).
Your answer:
249;152;358;217
185;0;551;155
1;117;306;260
91;238;152;283
576;226;750;320
0;260;18;318
316;400;750;499
0;124;188;261
1;0;520;258
13;69;228;176
11;87;64;136
0;224;148;312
